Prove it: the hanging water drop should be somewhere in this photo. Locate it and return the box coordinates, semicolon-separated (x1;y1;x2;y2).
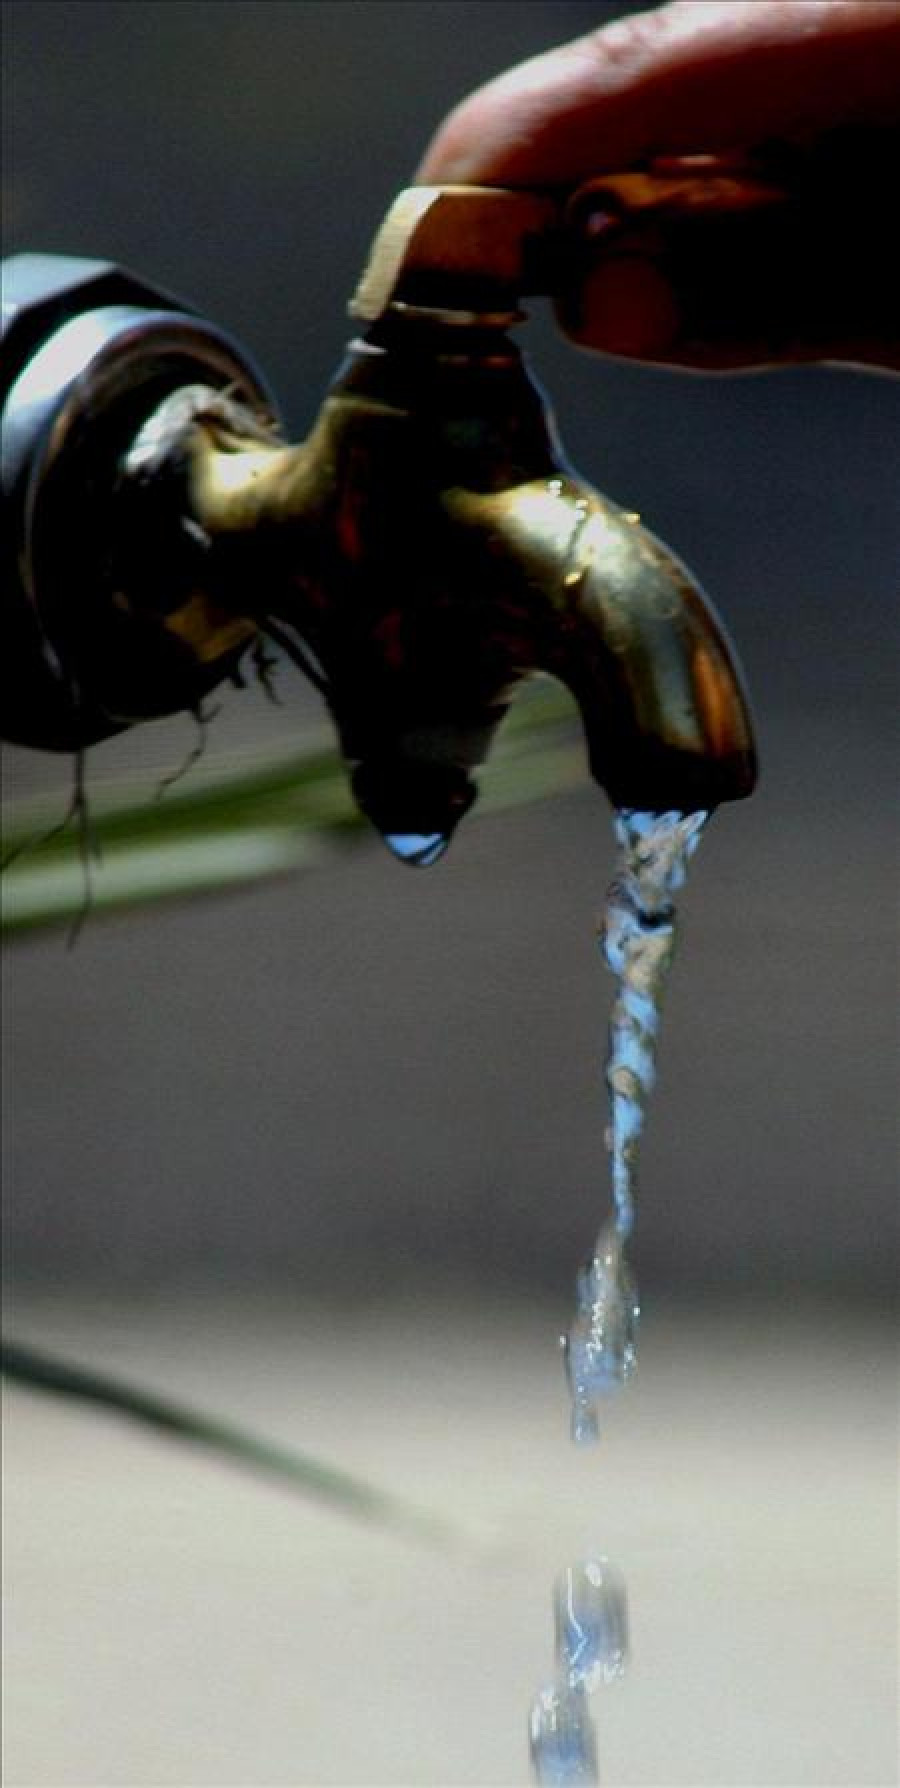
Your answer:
383;831;449;867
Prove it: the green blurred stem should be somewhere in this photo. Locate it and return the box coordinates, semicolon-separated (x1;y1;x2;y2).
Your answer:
1;683;584;935
2;1337;457;1547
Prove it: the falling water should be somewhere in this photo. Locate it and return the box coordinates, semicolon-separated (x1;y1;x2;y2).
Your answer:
529;1558;629;1784
564;807;708;1444
553;1558;629;1692
531;809;708;1782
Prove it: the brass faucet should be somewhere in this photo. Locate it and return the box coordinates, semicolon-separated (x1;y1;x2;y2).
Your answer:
3;169;767;858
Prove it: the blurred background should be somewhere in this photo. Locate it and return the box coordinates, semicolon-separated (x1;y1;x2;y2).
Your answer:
2;5;897;1786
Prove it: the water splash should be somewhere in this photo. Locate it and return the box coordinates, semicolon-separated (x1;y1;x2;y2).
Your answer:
564;808;708;1444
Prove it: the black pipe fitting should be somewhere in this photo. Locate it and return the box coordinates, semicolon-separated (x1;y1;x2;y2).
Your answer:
1;254;277;750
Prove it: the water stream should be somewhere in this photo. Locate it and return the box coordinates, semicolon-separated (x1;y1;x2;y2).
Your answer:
530;807;708;1783
565;807;708;1445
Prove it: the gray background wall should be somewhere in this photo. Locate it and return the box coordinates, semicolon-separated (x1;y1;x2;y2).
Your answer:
2;0;897;1304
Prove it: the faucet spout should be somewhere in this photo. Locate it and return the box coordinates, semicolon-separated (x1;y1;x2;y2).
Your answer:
181;319;755;843
167;184;759;849
445;475;756;812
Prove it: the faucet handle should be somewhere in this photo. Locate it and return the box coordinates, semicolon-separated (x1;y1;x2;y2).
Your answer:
349;162;786;326
349;187;557;323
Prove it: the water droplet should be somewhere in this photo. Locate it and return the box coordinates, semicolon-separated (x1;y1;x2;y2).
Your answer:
529;1678;599;1785
555;1560;629;1691
383;832;448;867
